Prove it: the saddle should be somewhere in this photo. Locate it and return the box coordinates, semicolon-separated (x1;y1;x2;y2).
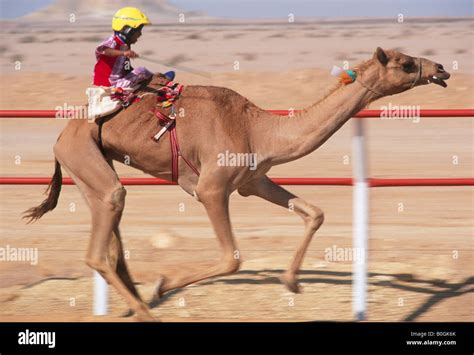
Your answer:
86;73;171;120
94;73;200;182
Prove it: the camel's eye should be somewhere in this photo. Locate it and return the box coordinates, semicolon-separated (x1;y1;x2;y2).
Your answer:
402;61;415;72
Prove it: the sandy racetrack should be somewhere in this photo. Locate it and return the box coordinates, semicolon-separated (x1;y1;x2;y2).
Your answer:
0;18;473;322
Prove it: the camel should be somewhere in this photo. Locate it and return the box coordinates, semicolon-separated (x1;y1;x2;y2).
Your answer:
24;48;450;321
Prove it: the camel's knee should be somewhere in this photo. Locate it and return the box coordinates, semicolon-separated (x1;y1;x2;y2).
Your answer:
195;185;227;205
103;185;126;212
305;206;324;231
86;256;109;274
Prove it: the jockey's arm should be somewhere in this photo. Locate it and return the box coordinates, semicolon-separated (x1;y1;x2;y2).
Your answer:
103;48;138;58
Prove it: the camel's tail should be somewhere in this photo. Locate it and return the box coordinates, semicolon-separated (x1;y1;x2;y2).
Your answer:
23;159;62;224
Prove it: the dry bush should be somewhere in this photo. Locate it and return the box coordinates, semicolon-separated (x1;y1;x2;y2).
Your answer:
224;32;244;39
236;52;258;61
10;53;24;62
267;33;286;38
19;35;38;43
185;32;204;40
0;45;9;55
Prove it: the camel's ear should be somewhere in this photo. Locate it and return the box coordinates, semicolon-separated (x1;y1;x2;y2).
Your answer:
374;47;389;66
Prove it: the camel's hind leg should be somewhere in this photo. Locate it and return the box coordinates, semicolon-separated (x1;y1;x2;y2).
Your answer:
54;137;153;321
238;175;324;293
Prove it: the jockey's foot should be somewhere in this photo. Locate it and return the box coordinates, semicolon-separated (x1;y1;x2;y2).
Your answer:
164;71;175;81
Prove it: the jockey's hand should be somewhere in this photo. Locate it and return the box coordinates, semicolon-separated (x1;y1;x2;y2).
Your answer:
124;50;139;58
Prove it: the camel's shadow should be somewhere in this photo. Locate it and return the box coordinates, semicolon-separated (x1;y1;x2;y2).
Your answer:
147;269;474;321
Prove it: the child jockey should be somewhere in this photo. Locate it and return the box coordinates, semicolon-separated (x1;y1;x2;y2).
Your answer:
87;7;175;118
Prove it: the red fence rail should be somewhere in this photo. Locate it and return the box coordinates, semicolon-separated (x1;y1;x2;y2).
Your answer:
1;109;474;118
268;109;474;118
0;109;472;188
1;177;473;187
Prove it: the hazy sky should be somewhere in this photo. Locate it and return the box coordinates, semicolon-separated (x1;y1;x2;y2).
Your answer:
0;0;472;19
170;0;473;18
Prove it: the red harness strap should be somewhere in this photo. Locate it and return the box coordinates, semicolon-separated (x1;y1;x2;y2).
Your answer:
153;110;200;182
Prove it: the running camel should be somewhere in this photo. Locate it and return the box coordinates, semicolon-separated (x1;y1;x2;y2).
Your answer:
24;48;450;321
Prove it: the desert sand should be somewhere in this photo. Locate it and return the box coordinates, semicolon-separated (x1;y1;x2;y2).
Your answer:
0;14;473;322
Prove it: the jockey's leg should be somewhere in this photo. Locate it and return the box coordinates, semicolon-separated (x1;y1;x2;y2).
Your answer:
115;67;153;90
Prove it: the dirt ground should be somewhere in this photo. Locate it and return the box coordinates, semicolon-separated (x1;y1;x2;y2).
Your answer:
0;18;473;322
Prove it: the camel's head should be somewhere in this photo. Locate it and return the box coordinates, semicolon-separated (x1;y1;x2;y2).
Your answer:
364;47;450;96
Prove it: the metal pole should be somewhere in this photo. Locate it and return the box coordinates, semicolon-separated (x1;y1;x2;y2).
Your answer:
352;117;369;321
93;271;108;316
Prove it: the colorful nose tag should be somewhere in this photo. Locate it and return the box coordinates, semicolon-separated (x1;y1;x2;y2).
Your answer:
331;65;357;84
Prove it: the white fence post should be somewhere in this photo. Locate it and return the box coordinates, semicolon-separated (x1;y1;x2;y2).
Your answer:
352;117;369;321
93;271;108;315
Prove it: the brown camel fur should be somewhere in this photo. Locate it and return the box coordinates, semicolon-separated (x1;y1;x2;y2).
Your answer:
24;48;450;321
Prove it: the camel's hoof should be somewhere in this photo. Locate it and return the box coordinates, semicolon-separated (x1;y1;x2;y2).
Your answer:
135;311;156;322
279;273;302;294
152;275;166;301
120;308;134;317
135;304;157;322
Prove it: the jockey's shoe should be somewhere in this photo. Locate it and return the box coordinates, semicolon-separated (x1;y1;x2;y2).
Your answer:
164;71;175;81
86;87;121;119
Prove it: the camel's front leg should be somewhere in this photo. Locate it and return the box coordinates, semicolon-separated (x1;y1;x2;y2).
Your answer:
153;181;240;300
238;175;324;293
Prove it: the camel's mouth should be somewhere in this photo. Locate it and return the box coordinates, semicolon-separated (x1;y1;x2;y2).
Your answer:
427;69;450;88
428;75;448;88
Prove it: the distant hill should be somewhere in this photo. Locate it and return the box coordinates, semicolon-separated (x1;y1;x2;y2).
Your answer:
19;0;207;23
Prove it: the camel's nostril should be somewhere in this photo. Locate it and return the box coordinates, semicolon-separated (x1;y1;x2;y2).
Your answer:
437;64;445;73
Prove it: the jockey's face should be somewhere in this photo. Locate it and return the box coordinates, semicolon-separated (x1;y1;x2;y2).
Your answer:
129;29;142;44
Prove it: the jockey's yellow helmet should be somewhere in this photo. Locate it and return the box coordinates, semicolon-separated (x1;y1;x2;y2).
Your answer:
112;7;151;31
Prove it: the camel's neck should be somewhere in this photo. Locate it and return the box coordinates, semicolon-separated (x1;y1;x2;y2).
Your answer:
257;80;378;165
